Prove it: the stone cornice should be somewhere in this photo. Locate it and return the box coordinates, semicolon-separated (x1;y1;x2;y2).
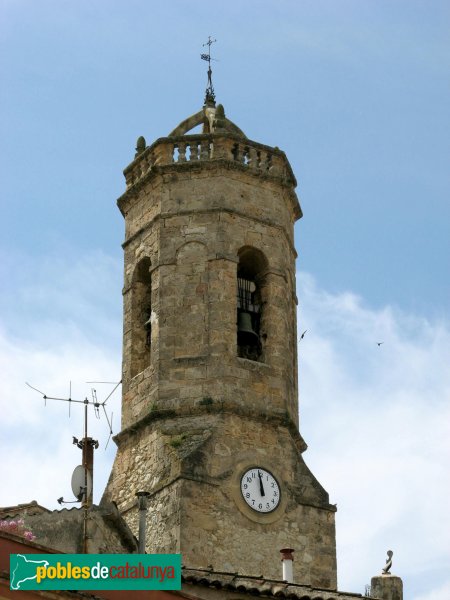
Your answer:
113;401;307;455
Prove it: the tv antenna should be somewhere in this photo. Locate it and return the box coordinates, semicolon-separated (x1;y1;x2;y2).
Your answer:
26;379;121;553
26;380;118;443
25;380;120;494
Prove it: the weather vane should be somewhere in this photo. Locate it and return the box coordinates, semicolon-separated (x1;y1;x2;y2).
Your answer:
201;36;217;106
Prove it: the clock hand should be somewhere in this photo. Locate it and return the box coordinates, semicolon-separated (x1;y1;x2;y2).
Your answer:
258;470;265;497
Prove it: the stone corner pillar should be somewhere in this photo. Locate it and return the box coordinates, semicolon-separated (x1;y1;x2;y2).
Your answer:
371;574;403;600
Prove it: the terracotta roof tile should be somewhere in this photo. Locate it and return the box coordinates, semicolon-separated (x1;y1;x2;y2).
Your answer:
181;568;366;600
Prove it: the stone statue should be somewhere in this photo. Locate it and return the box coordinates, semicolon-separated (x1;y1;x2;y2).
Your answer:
382;550;393;574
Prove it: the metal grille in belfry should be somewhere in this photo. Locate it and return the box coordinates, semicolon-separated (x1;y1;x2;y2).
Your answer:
237;278;253;311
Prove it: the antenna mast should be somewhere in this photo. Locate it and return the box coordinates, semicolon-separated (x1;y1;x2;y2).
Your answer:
26;380;120;553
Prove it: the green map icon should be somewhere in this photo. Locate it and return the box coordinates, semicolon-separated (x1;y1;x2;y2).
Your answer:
10;554;50;590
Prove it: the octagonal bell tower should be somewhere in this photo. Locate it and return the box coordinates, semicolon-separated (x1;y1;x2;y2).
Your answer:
103;97;338;590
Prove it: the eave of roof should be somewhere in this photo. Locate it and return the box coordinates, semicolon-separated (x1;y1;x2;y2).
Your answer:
181;568;366;600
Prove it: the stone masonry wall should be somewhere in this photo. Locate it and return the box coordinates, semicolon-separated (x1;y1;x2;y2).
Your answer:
104;412;336;589
119;165;299;431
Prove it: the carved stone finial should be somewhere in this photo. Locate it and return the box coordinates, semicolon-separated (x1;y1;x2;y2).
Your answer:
213;104;226;130
382;550;393;574
135;136;146;157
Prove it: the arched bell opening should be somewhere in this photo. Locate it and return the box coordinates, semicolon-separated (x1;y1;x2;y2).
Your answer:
130;257;152;378
236;247;268;362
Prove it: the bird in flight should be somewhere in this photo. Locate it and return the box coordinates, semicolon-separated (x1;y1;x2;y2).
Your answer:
377;342;384;346
300;330;307;340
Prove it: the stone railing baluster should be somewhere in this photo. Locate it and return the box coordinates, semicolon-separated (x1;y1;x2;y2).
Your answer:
231;142;239;162
200;139;210;160
139;157;146;178
125;170;134;188
140;154;150;177
248;147;258;169
189;140;199;161
233;143;246;164
178;142;187;162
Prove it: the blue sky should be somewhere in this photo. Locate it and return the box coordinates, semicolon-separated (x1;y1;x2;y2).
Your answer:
1;2;449;599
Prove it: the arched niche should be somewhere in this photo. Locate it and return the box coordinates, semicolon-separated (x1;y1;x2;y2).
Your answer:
130;257;152;378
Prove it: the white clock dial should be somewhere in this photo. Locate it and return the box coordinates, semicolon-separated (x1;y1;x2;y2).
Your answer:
240;467;280;513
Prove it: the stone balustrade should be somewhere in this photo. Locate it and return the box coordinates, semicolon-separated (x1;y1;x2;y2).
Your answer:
124;134;293;189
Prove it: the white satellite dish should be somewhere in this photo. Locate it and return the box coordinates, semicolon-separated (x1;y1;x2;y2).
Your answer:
71;465;93;501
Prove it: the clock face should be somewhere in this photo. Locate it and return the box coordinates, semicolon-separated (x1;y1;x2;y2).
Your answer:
240;467;280;513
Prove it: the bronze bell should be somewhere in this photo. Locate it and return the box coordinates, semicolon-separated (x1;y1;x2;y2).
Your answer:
237;311;259;345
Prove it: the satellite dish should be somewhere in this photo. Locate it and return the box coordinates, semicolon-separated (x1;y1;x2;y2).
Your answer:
71;465;93;501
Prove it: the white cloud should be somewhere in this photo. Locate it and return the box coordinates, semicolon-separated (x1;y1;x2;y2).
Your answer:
414;580;450;600
297;272;450;598
0;248;122;344
0;327;121;509
0;250;122;509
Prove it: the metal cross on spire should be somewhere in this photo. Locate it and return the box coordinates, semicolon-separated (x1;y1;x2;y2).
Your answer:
201;36;217;106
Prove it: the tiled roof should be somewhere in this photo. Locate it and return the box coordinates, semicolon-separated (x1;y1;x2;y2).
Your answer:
0;500;51;518
181;568;368;600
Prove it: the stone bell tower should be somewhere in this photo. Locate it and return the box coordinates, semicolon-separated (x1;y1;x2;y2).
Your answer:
103;96;337;589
